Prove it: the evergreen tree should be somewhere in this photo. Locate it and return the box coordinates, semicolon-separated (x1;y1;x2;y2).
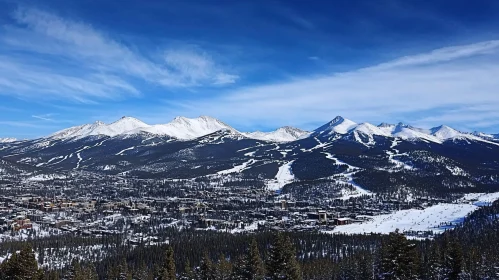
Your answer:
160;246;176;280
266;233;301;280
443;238;463;280
247;239;265;280
215;253;232;280
0;244;43;280
64;259;84;280
180;260;195;280
198;252;214;280
426;244;444;280
231;254;248;280
379;230;418;280
133;261;149;280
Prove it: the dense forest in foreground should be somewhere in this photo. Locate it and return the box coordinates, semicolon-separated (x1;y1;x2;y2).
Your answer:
1;200;498;280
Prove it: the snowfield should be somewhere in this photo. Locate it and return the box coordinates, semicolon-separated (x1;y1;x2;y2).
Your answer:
26;174;67;181
327;203;478;235
327;192;499;236
456;192;499;206
267;161;295;190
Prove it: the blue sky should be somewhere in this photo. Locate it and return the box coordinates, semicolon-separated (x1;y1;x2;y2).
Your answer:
1;0;499;138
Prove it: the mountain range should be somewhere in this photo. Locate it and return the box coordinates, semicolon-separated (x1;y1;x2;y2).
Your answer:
1;115;499;198
39;115;499;144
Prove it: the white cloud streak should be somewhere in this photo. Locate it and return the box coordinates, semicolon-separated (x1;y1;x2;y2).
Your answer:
165;39;499;132
0;7;237;101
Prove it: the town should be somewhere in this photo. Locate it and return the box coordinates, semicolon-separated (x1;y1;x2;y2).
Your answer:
0;171;460;243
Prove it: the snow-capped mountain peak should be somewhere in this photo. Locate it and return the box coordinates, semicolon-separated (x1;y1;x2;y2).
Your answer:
0;137;17;143
314;116;358;135
353;123;391;137
50;117;150;139
106;116;150;134
430;125;463;140
42;115;499;145
134;116;238;140
243;126;310;142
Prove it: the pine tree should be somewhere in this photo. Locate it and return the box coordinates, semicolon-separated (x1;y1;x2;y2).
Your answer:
133;261;149;280
64;259;84;280
215;253;232;280
282;236;301;280
180;260;195;280
247;239;265;280
443;238;463;280
198;252;214;280
0;252;22;279
379;229;418;280
0;244;43;280
231;254;248;280
160;246;176;280
266;232;301;280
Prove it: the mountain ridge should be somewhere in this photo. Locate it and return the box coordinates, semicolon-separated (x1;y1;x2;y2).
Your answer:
4;115;499;144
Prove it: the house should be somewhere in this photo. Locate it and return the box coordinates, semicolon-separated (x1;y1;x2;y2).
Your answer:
334;217;352;225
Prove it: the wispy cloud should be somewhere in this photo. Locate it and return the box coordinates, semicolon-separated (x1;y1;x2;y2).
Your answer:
374;40;499;69
32;113;56;121
0;7;237;102
163;48;238;86
164;39;499;132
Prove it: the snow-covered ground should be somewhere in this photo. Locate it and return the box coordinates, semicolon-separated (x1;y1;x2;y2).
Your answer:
327;192;499;236
455;192;499;206
217;159;256;175
25;174;67;181
0;223;63;242
267;161;295;190
230;221;266;234
327;203;478;235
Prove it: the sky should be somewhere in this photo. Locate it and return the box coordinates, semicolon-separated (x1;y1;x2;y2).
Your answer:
1;0;499;138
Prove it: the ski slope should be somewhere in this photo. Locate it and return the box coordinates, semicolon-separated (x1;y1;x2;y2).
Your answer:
327;203;478;235
267;161;295;190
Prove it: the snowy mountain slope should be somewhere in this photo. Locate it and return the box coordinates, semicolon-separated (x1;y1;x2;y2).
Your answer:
44;115;499;145
50;117;150;139
430;125;468;140
429;125;498;145
243;127;310;142
130;116;238;140
313;116;358;135
378;123;441;143
0;138;17;143
328;203;478;235
352;123;391;137
2;117;499;195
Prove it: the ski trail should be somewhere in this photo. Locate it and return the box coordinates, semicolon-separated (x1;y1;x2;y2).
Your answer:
116;146;135;156
323;152;371;198
387;138;414;171
267;161;295;191
38;139;108;168
217;159;256;175
75;153;83;169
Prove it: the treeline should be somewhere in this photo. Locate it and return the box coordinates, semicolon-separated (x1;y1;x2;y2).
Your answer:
5;228;497;279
